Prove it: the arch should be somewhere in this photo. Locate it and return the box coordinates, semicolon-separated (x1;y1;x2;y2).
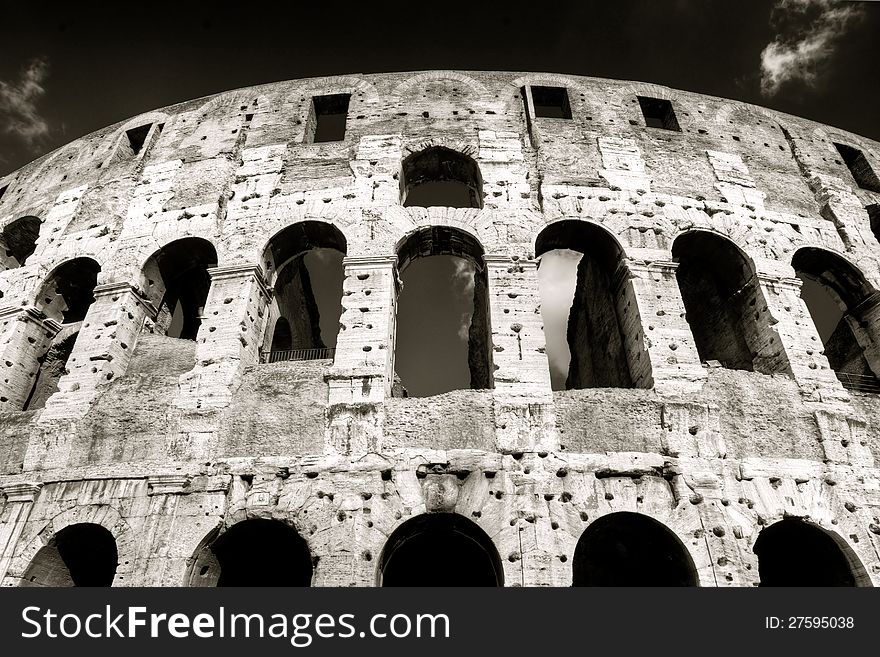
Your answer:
20;523;118;587
868;205;880;247
186;518;313;587
792;247;880;383
392;71;489;98
378;513;503;587
572;512;698;586
535;220;649;390
400;146;483;209
394;225;492;396
261;221;346;360
753;517;872;586
142;237;218;340
672;230;775;373
0;216;41;270
36;257;101;323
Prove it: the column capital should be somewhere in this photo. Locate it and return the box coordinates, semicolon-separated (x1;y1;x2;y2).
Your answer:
147;474;192;496
754;272;804;292
484;254;538;270
0;482;43;503
626;259;680;275
342;254;399;269
92;281;158;315
0;306;62;333
207;264;270;297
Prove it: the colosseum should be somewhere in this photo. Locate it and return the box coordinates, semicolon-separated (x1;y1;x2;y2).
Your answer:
0;70;879;587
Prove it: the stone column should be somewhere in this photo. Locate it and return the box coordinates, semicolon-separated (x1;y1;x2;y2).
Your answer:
326;255;398;456
177;265;271;409
626;260;707;396
755;273;848;402
485;255;557;453
0;308;60;411
39;282;156;421
0;483;42;587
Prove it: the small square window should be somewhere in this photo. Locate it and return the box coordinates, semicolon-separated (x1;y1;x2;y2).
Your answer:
308;93;351;143
531;86;572;119
126;124;152;155
833;143;880;193
637;96;681;131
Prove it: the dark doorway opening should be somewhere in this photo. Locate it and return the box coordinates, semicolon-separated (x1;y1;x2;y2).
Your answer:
21;523;118;587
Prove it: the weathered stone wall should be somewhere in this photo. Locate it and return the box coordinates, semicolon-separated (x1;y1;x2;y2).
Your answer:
1;71;880;586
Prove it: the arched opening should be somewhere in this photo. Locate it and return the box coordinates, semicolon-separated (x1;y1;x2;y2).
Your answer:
867;205;880;246
379;513;503;586
143;238;217;340
394;226;492;397
673;231;768;372
20;523;118;587
0;215;41;270
792;247;879;389
401;146;483;209
261;221;346;362
536;221;648;390
187;519;313;587
25;257;101;410
754;518;871;586
573;512;698;586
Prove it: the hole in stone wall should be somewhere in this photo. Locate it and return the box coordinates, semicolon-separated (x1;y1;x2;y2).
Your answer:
0;215;41;269
37;257;101;324
307;93;351;143
0;184;7;200
23;328;79;411
672;231;762;372
126;124;152;156
531;85;572;119
833;143;880;193
793;247;879;386
379;513;503;586
145;238;218;340
196;519;313;586
572;512;697;586
536;221;647;390
395;226;492;397
262;222;346;361
637;96;681;131
20;523;118;587
400;146;483;209
868;205;880;246
754;518;869;586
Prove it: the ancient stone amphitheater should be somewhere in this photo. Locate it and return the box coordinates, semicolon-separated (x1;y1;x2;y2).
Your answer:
1;70;879;587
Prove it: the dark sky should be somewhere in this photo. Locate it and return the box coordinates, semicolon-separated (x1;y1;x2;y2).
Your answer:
1;1;879;175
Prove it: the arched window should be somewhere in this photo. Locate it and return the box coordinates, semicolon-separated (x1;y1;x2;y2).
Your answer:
21;523;118;587
573;512;698;586
754;518;871;586
673;231;768;372
25;257;101;410
394;226;492;396
792;247;879;389
867;205;880;246
536;221;648;390
400;146;483;209
261;221;346;362
378;513;503;586
187;518;312;587
143;238;217;340
0;215;41;271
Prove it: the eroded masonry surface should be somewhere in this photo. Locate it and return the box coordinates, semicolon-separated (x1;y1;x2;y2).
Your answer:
1;71;880;586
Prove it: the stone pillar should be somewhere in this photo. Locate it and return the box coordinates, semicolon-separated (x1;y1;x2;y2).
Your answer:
39;282;156;421
626;260;707;396
0;308;60;411
849;292;880;378
326;255;398;456
755;273;847;402
0;483;42;587
485;255;557;453
177;265;271;409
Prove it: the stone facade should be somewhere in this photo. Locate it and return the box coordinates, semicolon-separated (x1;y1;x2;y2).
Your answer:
1;71;880;586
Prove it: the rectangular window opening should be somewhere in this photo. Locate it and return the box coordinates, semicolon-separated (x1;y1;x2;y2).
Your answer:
637;96;681;131
834;143;880;193
126;124;152;155
531;86;572;119
309;93;351;143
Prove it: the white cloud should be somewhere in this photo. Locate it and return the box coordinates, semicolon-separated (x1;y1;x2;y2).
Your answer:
759;0;864;96
0;57;51;145
537;249;581;388
451;258;476;341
